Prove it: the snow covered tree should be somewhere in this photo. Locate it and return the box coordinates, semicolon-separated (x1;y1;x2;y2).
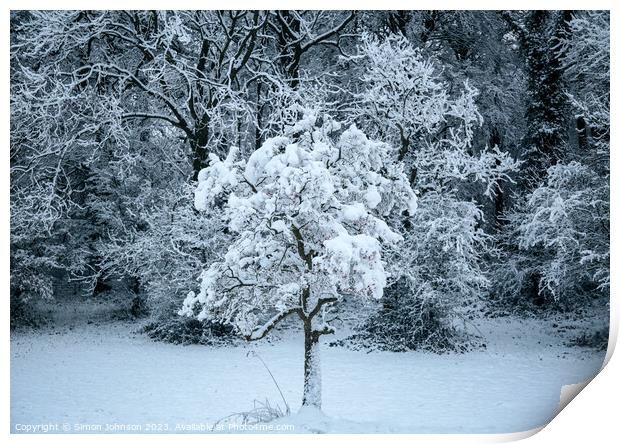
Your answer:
403;11;528;227
346;33;519;349
353;33;518;193
352;33;481;167
10;12;130;317
266;11;355;88
10;10;273;316
180;111;417;408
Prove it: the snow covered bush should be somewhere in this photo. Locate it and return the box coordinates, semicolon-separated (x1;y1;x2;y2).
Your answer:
341;192;490;352
495;162;609;307
180;111;417;408
95;179;234;341
338;280;479;354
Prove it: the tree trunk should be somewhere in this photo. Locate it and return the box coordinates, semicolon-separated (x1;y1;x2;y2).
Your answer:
191;114;211;180
302;321;322;408
275;11;302;89
490;128;505;228
576;116;589;151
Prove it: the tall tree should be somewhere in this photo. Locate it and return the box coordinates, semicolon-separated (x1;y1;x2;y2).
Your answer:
504;11;573;185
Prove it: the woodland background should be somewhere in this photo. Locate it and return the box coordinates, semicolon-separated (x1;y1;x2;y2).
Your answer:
10;10;610;352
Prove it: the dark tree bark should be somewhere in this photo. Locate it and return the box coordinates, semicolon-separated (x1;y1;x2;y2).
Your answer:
519;11;573;187
490;128;505;228
386;10;411;36
576;116;589;151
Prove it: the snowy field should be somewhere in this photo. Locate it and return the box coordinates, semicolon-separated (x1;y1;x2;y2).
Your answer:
10;301;606;434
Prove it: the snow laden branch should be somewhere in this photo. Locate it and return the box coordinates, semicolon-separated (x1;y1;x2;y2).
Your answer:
244;307;302;341
180;111;416;409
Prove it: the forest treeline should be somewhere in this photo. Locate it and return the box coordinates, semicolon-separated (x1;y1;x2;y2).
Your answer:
10;11;609;351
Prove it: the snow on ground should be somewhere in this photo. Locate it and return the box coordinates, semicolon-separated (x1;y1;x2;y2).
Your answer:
10;301;606;434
